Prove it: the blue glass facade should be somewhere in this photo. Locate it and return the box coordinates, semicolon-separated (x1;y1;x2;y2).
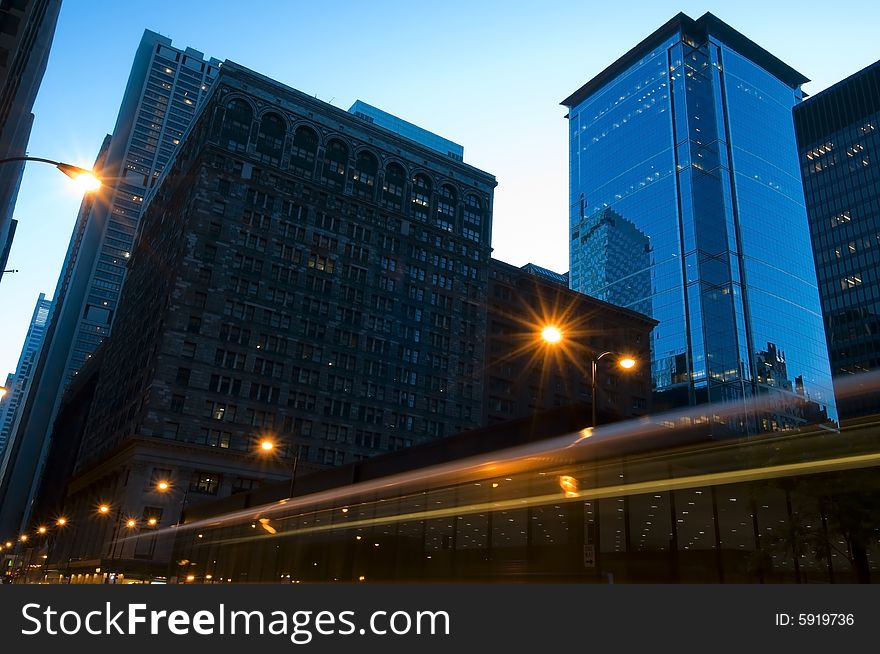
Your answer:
795;61;880;418
565;14;836;425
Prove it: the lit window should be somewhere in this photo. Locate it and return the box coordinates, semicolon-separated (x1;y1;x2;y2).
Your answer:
841;275;863;289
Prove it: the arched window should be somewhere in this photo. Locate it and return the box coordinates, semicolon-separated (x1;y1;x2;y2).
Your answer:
411;174;432;222
436;185;456;232
221;99;252;153
255;112;285;165
289;126;318;177
464;194;483;227
382;162;405;210
323;139;348;188
352;150;378;200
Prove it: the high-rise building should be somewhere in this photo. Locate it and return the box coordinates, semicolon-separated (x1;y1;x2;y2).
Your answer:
0;292;50;454
0;0;62;285
56;60;496;578
483;259;654;425
0;30;220;538
794;60;880;419
563;12;836;426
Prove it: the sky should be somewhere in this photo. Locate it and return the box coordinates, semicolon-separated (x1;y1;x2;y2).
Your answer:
0;0;878;377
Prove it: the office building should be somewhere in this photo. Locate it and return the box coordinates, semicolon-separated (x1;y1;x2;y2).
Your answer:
0;292;50;455
484;259;654;425
794;60;880;418
53;60;496;578
0;30;220;538
0;0;61;284
563;12;836;426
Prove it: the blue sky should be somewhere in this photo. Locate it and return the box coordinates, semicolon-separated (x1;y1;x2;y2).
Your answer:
1;0;878;375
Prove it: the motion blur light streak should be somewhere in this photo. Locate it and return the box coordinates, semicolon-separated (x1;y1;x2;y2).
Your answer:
129;370;880;551
179;447;880;551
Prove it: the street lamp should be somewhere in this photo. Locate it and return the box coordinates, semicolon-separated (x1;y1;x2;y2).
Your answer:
540;325;637;427
257;438;300;497
0;156;101;192
156;479;189;527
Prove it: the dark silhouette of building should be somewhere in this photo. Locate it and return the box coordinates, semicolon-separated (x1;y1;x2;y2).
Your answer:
52;59;497;578
0;0;61;284
794;59;880;419
483;259;654;425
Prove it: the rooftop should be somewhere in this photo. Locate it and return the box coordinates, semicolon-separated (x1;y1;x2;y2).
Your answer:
348;100;464;161
561;12;809;109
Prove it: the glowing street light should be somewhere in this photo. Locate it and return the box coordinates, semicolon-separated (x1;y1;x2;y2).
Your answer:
126;519;137;529
0;156;101;192
37;526;47;535
97;504;110;516
156;480;171;492
56;517;67;527
540;325;563;344
257;437;300;498
540;325;637;427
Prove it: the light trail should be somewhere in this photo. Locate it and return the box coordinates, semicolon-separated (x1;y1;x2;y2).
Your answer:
127;369;880;545
190;448;880;549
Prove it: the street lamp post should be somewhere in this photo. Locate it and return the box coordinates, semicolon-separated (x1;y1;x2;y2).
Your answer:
591;351;636;428
258;438;300;497
155;480;190;527
0;156;101;191
540;325;636;427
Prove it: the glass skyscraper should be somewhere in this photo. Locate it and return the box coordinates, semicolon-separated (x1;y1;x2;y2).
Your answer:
794;60;880;418
0;30;220;537
563;12;836;425
0;293;51;455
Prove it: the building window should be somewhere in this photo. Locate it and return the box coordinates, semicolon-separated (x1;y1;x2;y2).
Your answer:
322;139;348;187
289;125;318;176
186;315;202;333
175;367;191;386
255;112;285;164
231;478;258;495
189;471;220;495
170;395;185;413
436;184;457;231
220;98;252;152
198;428;231;448
411;174;431;222
352;150;378;200
841;274;863;289
464;194;483;226
383;162;406;209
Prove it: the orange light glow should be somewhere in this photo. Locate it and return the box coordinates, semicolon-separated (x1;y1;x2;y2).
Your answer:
540;326;563;344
